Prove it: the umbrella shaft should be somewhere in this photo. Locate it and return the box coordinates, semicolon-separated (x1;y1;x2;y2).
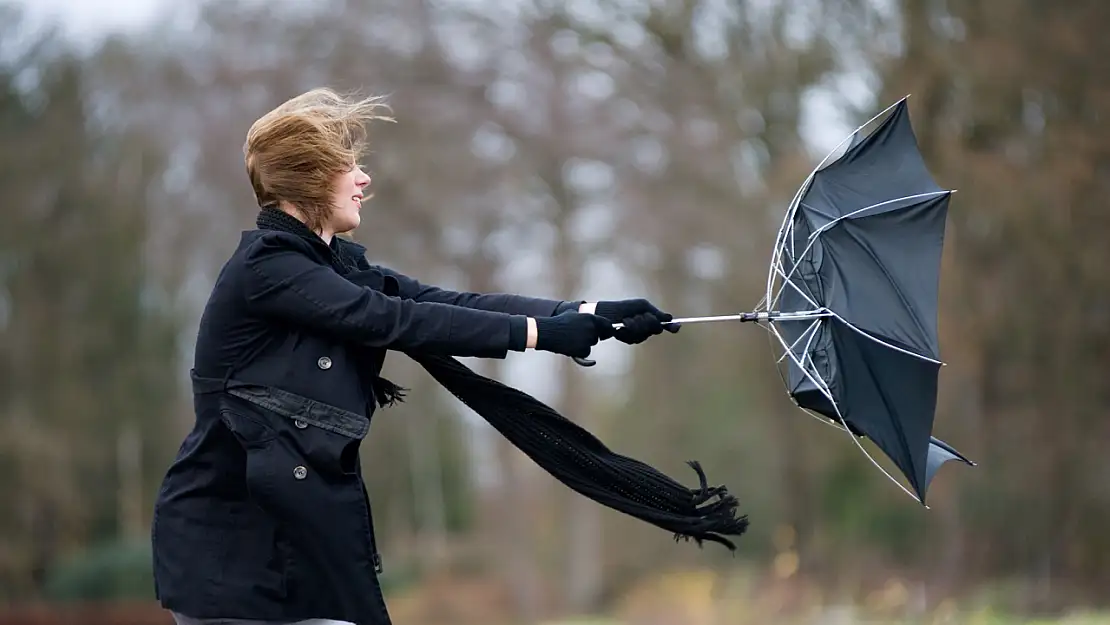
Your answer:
611;310;819;329
670;313;759;324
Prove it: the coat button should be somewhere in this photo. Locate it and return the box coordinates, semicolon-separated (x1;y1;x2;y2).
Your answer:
293;465;308;480
294;419;308;429
317;356;332;370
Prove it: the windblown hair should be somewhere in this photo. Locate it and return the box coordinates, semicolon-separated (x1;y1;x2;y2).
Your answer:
243;88;393;233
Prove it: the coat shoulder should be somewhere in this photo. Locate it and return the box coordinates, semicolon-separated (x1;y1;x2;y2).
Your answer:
233;230;337;279
239;229;319;259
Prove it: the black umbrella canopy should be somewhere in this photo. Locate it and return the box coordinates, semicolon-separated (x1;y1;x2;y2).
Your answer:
771;98;974;504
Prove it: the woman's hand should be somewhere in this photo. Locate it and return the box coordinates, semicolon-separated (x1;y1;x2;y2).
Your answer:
529;311;615;359
585;298;681;344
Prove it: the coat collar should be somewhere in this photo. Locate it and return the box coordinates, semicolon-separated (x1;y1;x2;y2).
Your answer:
254;206;368;269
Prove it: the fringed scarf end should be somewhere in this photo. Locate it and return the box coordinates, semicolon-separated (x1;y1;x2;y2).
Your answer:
372;377;409;409
673;460;751;552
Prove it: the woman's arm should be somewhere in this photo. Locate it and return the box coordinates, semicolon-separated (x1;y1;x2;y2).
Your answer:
375;265;588;318
242;233;529;358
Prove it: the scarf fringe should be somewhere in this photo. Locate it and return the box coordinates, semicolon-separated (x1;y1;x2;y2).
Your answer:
371;377;408;409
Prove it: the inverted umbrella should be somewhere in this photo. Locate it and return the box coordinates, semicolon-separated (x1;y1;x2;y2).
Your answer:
581;96;974;506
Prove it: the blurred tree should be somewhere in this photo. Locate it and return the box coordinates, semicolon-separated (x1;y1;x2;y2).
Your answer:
0;5;180;601
867;0;1110;607
4;0;1109;615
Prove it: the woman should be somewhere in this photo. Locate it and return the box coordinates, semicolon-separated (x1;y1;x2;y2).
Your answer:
150;88;682;625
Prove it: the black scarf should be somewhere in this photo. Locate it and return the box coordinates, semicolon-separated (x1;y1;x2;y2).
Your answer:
256;207;749;550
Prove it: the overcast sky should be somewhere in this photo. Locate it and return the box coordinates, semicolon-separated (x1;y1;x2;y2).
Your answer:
14;0;167;39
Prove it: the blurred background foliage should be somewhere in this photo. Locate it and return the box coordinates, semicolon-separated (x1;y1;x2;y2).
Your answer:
0;0;1108;623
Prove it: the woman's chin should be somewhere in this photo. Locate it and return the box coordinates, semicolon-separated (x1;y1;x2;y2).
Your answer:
335;215;361;234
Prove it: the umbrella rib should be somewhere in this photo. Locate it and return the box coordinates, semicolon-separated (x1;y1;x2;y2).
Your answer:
825;310;944;365
758;322;840;431
768;212;826;312
761;318;851;436
835;219;941;361
804;190;953;243
770;260;817;310
850;327;927;503
771;262;823;311
798;321;823;366
797;201;837;221
764;321;842;426
756;320;873;443
769;190;951;312
768;190;952;358
764;96;911;311
768;212;829;312
766;204;813;311
764;321;925;506
775;317;823;364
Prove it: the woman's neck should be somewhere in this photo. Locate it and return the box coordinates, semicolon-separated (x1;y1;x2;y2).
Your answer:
276;201;334;243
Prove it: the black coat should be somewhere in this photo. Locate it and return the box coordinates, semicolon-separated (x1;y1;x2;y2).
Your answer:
152;212;576;624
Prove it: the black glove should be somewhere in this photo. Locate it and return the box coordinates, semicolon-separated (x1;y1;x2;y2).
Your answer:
594;298;680;344
534;311;616;359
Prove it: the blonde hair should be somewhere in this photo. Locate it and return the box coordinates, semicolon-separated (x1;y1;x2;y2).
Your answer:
243;88;393;233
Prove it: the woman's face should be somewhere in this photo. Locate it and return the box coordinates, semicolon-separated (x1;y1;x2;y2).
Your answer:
327;163;371;235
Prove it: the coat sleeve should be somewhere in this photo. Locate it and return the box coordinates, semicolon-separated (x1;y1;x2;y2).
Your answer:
375;265;582;317
242;234;528;358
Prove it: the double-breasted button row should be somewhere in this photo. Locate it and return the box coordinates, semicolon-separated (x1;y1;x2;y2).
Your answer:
287;356;329;482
